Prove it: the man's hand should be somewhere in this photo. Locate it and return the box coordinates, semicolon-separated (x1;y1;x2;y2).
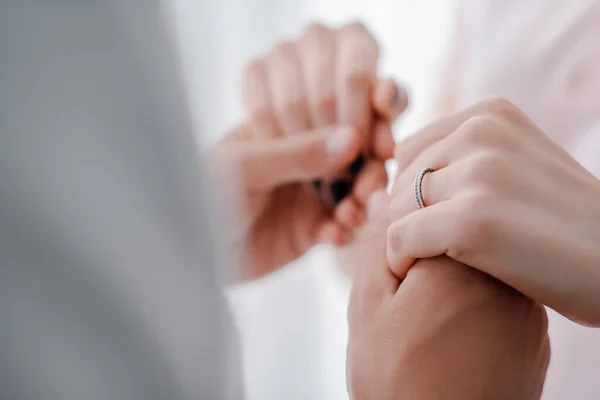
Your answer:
346;191;550;400
243;23;406;212
209;22;407;281
210;123;362;280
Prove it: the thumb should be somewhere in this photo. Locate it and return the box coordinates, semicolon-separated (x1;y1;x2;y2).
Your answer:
373;78;409;121
240;125;361;189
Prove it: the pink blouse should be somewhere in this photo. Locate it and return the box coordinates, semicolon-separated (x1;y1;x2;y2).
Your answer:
441;1;600;398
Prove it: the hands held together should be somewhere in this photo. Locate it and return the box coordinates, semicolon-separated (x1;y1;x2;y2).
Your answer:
210;20;600;399
347;96;600;398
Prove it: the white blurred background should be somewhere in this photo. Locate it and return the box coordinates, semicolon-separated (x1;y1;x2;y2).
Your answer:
169;1;456;399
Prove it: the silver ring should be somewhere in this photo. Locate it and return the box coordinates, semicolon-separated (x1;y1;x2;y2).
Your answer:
414;168;434;209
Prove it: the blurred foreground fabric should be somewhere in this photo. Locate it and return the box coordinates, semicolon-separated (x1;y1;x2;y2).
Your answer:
170;1;455;399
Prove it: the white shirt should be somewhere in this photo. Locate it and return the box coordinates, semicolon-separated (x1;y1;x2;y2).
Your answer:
0;2;241;398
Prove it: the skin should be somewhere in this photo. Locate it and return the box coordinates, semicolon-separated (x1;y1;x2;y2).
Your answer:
210;22;407;281
385;98;600;327
213;21;552;399
347;190;550;400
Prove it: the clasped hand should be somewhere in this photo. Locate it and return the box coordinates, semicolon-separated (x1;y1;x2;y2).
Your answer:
385;98;600;327
208;19;600;400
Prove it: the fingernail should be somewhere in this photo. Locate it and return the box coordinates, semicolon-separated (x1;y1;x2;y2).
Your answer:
391;87;408;117
346;153;365;176
330;179;351;205
392;86;407;106
326;127;354;155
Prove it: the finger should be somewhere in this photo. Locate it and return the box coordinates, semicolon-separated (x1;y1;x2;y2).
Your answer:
334;197;365;230
391;115;504;197
238;125;361;189
265;41;311;135
350;190;400;304
393;97;569;175
336;22;379;148
393;103;482;173
352;160;388;206
372;119;395;160
388;163;459;221
386;201;457;279
298;23;337;127
319;221;351;246
297;24;338;200
373;78;409;122
242;59;281;138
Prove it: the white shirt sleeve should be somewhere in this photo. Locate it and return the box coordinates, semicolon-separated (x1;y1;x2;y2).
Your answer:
0;2;241;399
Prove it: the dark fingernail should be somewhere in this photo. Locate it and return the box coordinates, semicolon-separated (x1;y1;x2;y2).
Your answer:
347;154;365;176
392;86;407;107
330;179;351;205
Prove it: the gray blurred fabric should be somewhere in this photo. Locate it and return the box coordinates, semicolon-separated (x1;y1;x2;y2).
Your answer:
0;1;241;399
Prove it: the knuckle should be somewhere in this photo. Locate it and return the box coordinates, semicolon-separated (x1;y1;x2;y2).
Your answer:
300;23;332;43
313;95;336;116
344;70;375;92
462;151;508;189
477;97;525;123
271;40;295;56
298;25;335;70
478;97;514;115
339;21;379;54
339;21;367;38
249;107;276;128
280;98;308;120
458;115;499;147
458;115;518;154
267;41;297;67
310;94;336;126
242;58;265;83
448;195;496;259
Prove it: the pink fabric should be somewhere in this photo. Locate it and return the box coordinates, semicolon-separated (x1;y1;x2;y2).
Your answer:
442;1;600;398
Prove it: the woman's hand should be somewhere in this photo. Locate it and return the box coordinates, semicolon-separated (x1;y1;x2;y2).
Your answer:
385;98;600;326
347;191;549;400
209;22;407;281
